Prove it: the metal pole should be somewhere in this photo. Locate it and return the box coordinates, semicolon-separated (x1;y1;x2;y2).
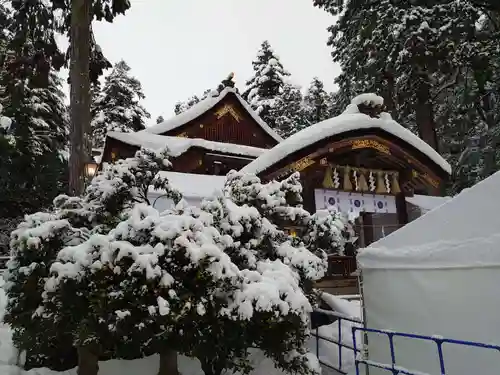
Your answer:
358;268;370;375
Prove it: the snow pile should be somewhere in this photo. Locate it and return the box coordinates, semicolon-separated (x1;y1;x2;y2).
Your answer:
242;94;451;176
350;93;384;107
143;87;283;142
107;131;267;158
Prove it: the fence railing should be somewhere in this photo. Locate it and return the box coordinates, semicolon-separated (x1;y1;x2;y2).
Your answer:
312;307;363;374
352;326;500;375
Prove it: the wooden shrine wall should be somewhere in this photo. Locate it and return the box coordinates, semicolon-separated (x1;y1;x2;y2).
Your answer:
101;138;255;175
159;94;278;149
258;129;447;196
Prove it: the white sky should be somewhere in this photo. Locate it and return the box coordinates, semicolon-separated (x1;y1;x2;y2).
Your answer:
61;0;340;122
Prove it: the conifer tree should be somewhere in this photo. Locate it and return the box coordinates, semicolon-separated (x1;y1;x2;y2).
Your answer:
243;41;290;129
173;73;237;115
0;31;69;218
91;60;150;147
303;77;331;124
270;82;309;138
156;115;164;124
314;0;500;192
5;148;182;371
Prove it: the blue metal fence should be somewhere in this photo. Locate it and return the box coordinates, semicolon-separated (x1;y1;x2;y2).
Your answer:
311;306;363;374
352;326;500;375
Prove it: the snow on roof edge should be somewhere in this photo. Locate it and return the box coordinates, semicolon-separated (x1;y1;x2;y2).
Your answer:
143;87;283;142
359;170;500;268
242;112;451;176
406;195;451;212
106;131;266;158
358;233;500;270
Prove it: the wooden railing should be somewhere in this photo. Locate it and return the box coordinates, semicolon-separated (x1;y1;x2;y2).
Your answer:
325;255;357;278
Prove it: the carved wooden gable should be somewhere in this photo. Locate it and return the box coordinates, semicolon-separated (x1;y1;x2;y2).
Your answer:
158;93;280;149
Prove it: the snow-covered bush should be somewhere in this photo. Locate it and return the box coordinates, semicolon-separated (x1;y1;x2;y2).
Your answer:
303;209;356;256
5;151;328;375
4;148;181;370
192;171;325;375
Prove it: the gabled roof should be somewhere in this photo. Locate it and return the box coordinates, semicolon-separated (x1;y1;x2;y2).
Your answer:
242;109;451;176
142;87;283;143
359;170;500;269
106;131;266;158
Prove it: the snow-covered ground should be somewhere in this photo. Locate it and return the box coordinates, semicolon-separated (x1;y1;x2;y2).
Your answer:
0;277;362;375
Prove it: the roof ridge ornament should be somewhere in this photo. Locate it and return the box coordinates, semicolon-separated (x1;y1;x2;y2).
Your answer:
351;93;387;118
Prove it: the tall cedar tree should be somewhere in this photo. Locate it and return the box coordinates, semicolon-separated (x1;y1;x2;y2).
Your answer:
91;60;150;147
243;41;290;129
270;82;309;138
303;77;331;124
0;24;69;224
6;0;131;196
314;0;500;194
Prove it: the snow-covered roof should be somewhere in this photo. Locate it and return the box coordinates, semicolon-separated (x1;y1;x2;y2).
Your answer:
149;171;226;199
242;111;451;176
107;131;266;158
405;194;451;212
142;87;283;143
358;170;500;269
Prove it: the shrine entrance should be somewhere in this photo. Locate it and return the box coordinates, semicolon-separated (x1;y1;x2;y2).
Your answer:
241;95;452;294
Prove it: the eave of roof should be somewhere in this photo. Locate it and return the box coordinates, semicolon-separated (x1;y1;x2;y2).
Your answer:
106;131;267;158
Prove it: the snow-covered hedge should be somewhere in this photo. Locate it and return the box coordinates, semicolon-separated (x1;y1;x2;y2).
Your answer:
4;148;181;370
4;147;345;375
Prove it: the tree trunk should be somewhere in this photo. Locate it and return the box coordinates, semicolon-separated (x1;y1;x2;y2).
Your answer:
158;349;179;375
415;79;439;152
69;0;92;196
77;346;99;375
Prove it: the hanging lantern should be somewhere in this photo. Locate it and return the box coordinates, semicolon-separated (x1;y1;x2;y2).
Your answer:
391;172;401;194
343;166;352;191
322;166;335;188
376;171;386;194
358;169;369;192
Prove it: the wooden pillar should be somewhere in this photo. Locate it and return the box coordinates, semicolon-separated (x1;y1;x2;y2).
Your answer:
301;175;316;213
361;212;374;246
395;193;409;228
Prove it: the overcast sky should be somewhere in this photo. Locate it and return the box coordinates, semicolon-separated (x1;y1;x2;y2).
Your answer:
62;0;340;123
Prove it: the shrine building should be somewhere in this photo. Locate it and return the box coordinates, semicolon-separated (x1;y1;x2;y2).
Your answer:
100;87;452;293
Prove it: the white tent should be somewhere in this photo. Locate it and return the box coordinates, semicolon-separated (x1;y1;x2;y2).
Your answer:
357;171;500;375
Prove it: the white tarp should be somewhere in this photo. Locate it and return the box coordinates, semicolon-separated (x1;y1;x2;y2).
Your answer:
314;189;397;215
357;171;500;375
